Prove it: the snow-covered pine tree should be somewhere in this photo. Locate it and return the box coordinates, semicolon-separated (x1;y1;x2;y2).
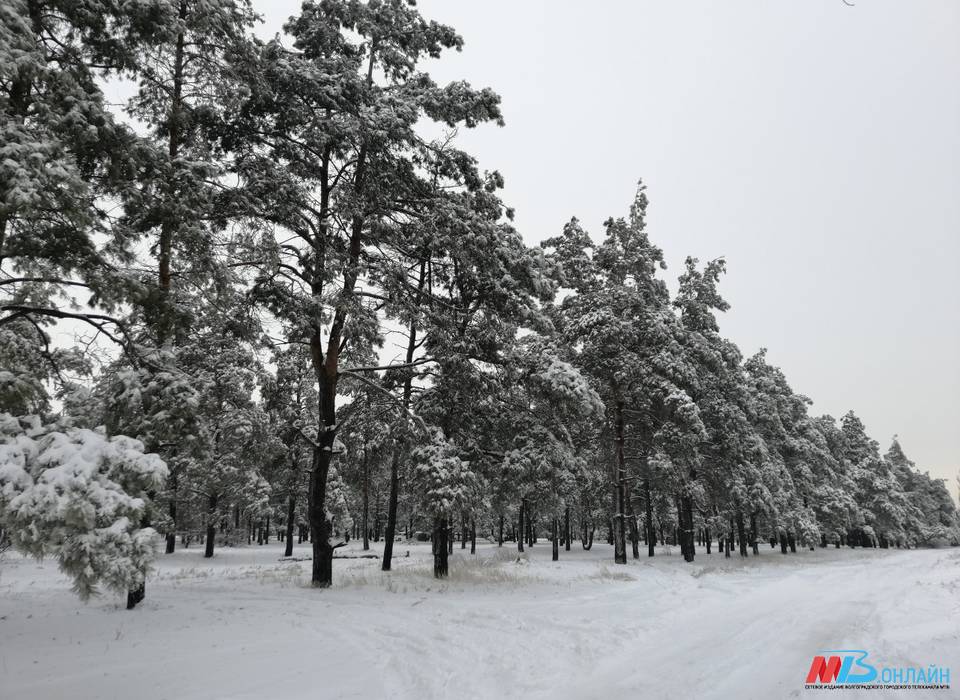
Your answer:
230;0;504;586
0;414;167;600
544;184;704;563
885;438;959;546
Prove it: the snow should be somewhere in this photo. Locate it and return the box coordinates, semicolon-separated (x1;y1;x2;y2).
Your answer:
1;541;957;700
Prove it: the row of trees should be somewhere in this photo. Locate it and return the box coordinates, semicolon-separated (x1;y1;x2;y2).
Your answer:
1;0;957;606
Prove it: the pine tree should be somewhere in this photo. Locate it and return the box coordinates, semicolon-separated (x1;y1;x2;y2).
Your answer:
231;0;503;586
544;184;704;563
0;413;167;600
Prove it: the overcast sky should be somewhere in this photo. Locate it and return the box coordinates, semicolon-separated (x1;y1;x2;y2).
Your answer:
255;1;959;490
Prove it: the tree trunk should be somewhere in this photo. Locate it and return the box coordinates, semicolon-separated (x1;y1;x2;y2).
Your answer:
564;506;571;552
470;519;476;555
382;446;401;571
581;521;595;550
362;454;370;551
126;583;145;610
433;515;448;578
308;443;334;588
675;499;686;559
498;514;504;547
461;513;467;549
705;526;711;554
552;516;559;561
749;513;759;555
204;494;218;558
627;499;640;560
788;531;797;553
612;396;628;564
780;531;788;554
517;499;525;553
644;476;655;557
736;511;748;557
165;472;177;554
680;495;695;562
284;495;296;558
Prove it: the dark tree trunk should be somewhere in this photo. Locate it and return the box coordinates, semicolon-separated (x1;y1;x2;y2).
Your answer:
680;495;695;562
362;454;370;551
627;500;640;560
517;499;525;553
612;397;628;564
165;473;177;554
204;494;218;558
737;511;748;557
470;519;476;555
264;515;270;544
564;506;571;552
788;532;797;553
644;477;655;557
461;513;467;549
749;513;759;555
284;495;296;558
433;515;448;578
498;514;504;547
675;500;686;559
447;522;454;554
308;442;334;588
382;446;401;571
384;253;424;571
552;516;559;561
705;526;712;554
780;531;789;554
581;521;595;550
126;583;145;610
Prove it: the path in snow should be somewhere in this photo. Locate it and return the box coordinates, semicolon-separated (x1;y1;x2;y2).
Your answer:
1;541;957;700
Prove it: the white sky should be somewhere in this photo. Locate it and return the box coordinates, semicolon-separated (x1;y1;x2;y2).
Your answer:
255;1;958;490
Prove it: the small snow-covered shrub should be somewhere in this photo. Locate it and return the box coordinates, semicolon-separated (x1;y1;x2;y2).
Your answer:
0;414;167;599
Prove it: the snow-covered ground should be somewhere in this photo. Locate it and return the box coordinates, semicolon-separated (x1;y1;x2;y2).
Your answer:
1;540;957;700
